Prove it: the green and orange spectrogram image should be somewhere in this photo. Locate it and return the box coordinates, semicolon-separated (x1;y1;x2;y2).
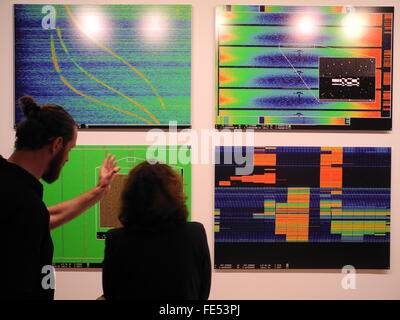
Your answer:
216;5;394;130
15;5;191;128
43;146;191;268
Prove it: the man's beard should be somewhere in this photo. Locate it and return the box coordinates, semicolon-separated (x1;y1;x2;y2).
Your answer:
42;147;65;183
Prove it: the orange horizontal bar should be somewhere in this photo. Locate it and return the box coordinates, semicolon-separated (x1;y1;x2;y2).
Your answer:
384;72;391;86
231;172;276;184
276;214;309;219
254;153;276;166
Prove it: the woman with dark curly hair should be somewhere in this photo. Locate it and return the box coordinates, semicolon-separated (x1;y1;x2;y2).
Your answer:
101;161;211;300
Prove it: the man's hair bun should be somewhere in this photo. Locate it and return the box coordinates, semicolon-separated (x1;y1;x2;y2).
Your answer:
15;95;76;151
19;95;40;119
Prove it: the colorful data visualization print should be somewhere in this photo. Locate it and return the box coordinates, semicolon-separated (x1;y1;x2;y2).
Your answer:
15;5;191;128
215;147;391;269
216;6;394;130
43;145;191;268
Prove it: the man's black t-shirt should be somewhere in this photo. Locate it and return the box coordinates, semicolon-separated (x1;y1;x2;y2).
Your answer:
0;156;54;300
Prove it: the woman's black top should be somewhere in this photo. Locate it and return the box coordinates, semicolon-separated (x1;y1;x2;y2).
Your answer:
102;222;211;300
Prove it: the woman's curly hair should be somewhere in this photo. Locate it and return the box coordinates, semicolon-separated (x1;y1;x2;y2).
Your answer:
118;161;188;231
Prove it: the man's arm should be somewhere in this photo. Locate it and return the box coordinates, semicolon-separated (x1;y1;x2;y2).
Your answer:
48;154;120;230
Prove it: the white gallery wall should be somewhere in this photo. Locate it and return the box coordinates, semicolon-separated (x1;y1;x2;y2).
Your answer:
1;0;399;300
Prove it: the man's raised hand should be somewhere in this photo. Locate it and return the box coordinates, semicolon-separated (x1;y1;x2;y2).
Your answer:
97;154;120;194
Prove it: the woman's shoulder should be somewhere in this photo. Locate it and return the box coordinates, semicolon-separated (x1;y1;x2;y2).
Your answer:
186;221;205;229
105;227;124;241
105;223;207;240
184;221;207;237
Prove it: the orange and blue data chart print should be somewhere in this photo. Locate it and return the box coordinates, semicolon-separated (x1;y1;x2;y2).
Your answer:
216;6;394;130
14;5;191;128
214;147;391;269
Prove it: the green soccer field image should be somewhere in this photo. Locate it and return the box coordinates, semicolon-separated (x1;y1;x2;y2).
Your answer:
43;145;191;268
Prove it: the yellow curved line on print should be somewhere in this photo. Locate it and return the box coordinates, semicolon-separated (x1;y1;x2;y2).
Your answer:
50;35;153;125
56;28;160;125
64;5;166;110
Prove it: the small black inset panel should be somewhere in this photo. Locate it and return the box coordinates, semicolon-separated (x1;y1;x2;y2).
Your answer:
319;57;375;102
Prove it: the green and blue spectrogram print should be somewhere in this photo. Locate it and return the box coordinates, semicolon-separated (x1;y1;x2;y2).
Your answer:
15;5;191;127
216;5;394;130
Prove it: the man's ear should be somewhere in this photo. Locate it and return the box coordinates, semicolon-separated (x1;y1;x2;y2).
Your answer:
50;136;64;155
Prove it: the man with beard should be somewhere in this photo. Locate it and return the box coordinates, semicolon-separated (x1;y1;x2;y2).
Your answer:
0;96;120;300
